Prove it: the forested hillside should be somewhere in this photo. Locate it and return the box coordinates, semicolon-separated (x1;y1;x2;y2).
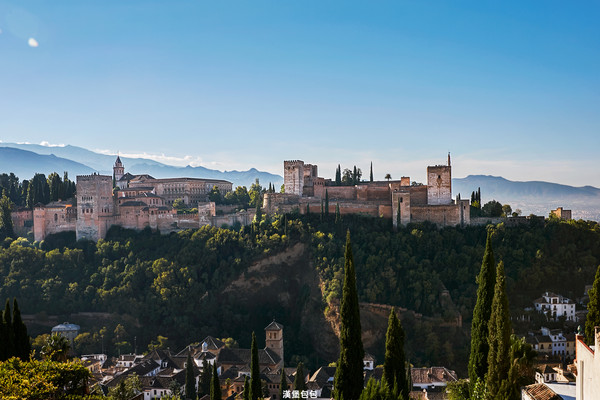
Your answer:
0;214;598;375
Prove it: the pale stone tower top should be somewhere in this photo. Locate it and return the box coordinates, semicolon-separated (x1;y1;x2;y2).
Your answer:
113;155;124;183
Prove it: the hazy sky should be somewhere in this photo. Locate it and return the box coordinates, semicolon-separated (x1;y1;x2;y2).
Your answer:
1;1;598;186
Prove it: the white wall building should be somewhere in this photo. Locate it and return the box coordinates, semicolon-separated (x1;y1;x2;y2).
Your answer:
575;327;600;399
534;292;576;321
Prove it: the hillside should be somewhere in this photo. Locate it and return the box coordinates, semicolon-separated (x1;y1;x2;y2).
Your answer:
2;214;598;377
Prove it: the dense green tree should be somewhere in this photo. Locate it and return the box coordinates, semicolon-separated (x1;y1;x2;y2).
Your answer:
504;335;536;400
255;200;263;224
468;231;497;389
385;173;391;182
585;265;600;345
342;168;353;186
41;333;70;362
293;362;306;391
279;369;288;400
359;377;394;400
0;357;99;400
325;190;329;217
336;165;342;186
482;200;503;218
333;231;364;400
12;299;30;360
185;353;196;400
335;203;341;224
249;179;264;209
0;193;13;240
108;374;141;400
199;359;212;396
210;362;221;400
486;261;511;399
2;299;14;360
369;162;373;182
209;186;222;204
383;308;409;399
249;332;261;400
244;375;250;400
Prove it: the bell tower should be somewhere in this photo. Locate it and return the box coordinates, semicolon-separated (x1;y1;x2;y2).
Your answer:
265;320;284;366
113;156;124;184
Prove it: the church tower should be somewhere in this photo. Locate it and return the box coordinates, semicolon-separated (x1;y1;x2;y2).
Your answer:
113;156;124;184
265;320;284;366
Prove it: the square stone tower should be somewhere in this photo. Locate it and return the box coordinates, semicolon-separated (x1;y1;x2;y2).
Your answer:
76;174;114;241
284;160;305;196
427;154;452;205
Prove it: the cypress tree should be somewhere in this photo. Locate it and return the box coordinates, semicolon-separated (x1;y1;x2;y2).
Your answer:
369;162;373;182
383;308;409;400
0;307;6;361
199;359;212;397
279;369;288;400
0;193;14;240
244;375;251;400
249;332;261;400
353;166;358;185
468;231;497;389
486;261;511;399
306;203;310;215
210;362;221;400
336;165;342;186
320;200;324;221
3;299;14;359
335;203;341;224
333;231;364;400
12;299;30;360
585;265;600;345
325;190;329;217
293;362;307;392
185;353;196;400
255;200;263;224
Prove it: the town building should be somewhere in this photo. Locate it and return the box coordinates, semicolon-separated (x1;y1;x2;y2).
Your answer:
551;207;572;220
264;155;471;227
575;327;600;399
534;292;577;322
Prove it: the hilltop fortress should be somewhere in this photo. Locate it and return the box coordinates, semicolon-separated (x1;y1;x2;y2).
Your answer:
264;154;470;227
29;157;252;241
15;154;470;242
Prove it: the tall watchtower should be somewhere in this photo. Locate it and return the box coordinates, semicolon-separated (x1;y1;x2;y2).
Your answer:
426;154;452;205
284;160;305;196
265;320;284;365
113;156;124;184
76;174;114;241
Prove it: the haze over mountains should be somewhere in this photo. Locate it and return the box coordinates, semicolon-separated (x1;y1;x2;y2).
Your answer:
0;143;282;189
1;143;598;221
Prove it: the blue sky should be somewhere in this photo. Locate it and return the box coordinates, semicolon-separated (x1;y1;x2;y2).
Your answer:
0;1;599;186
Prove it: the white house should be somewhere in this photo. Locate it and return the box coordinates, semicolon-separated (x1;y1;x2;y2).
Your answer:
534;292;576;321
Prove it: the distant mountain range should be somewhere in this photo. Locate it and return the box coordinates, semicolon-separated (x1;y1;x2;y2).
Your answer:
0;143;598;221
453;175;600;221
0;144;283;188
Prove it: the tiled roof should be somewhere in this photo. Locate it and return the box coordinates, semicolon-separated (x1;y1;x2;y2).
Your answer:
265;320;284;331
217;348;281;366
522;383;562;400
410;367;458;384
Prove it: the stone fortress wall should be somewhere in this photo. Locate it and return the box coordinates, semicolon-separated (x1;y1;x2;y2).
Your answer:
23;157;252;242
265;154;470;227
